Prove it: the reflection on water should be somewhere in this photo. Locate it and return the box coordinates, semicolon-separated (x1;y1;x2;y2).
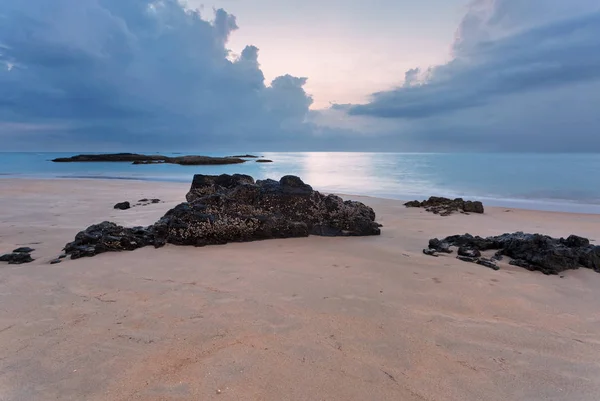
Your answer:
259;152;436;198
2;152;600;212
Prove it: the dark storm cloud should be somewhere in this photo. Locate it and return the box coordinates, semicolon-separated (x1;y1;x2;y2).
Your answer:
0;0;314;149
348;5;600;119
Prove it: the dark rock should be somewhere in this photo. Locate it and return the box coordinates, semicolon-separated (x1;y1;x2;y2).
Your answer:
137;198;161;206
404;200;421;208
52;153;246;165
509;259;535;270
457;255;499;270
132;160;165;165
428;238;453;253
50;259;62;264
58;254;67;259
1;252;34;264
562;235;590;248
63;175;381;259
114;201;131;210
186;174;255;202
228;154;259;158
405;196;483;215
477;258;500;270
457;255;478;263
463;201;484;214
256;159;273;163
423;249;438;257
492;250;504;261
13;247;35;253
64;222;156;259
458;247;481;258
430;232;599;275
442;233;495;250
579;246;600;272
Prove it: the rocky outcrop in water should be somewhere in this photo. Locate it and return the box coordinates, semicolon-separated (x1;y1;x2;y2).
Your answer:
405;196;484;216
425;232;600;275
52;153;245;165
1;247;35;264
256;159;273;163
63;174;381;259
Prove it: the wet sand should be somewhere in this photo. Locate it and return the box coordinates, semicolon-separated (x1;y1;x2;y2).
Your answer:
1;179;600;401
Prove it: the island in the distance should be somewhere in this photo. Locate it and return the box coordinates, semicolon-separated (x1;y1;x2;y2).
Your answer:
51;153;246;165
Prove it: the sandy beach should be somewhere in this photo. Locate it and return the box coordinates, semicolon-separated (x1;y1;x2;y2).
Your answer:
1;178;600;401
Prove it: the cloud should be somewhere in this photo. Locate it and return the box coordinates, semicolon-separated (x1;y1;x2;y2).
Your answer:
341;0;600;151
0;0;314;149
350;2;600;119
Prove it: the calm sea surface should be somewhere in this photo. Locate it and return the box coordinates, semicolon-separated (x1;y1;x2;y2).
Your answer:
2;152;600;213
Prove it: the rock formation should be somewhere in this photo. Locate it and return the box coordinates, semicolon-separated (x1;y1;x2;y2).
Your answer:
52;153;245;165
425;232;600;275
405;196;484;216
64;174;381;259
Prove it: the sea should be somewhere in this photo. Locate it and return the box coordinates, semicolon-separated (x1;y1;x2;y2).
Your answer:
2;152;600;214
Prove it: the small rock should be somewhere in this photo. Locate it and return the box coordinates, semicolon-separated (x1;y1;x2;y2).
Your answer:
256;159;273;163
114;201;131;210
477;258;500;270
50;259;62;264
58;253;67;259
428;238;453;253
423;249;438;257
1;252;34;264
405;196;483;215
456;255;478;263
13;247;35;253
138;198;149;202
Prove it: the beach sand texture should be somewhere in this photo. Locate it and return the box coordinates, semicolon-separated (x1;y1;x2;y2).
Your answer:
1;179;600;401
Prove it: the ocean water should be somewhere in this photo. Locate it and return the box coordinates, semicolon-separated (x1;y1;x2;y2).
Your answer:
1;152;600;213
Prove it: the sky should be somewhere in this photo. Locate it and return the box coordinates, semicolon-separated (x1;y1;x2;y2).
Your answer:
1;0;599;152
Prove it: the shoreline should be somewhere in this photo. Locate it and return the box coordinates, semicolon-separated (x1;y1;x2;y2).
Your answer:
2;178;600;400
2;175;600;215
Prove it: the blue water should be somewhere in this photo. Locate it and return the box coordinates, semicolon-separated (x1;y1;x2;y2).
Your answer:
2;152;600;213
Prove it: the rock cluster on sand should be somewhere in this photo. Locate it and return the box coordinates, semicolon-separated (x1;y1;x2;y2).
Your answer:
425;232;600;275
64;174;381;259
52;153;246;165
405;196;484;216
0;247;35;264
